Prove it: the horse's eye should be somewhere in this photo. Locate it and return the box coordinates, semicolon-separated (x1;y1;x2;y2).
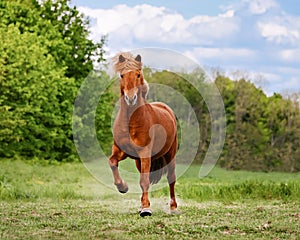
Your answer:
120;74;123;78
137;74;140;78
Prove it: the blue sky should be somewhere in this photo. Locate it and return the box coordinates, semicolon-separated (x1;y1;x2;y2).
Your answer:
72;0;300;95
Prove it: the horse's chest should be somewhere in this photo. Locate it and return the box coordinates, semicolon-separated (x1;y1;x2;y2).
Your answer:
113;124;149;157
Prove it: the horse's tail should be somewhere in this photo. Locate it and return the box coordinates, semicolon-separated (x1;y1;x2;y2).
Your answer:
149;157;168;184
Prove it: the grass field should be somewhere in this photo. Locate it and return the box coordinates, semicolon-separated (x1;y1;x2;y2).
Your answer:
1;159;300;239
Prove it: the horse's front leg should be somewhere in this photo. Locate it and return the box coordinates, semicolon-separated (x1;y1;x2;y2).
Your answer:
108;144;128;193
139;156;152;217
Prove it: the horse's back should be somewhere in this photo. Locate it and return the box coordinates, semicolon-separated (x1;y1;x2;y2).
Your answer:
150;102;176;123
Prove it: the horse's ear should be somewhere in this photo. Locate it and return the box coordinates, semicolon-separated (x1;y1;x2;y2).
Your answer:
119;54;125;63
135;54;141;62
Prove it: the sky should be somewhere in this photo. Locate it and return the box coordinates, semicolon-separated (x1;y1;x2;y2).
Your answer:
71;0;300;95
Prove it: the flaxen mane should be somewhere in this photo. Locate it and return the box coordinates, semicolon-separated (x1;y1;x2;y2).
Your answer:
113;52;142;74
113;52;149;98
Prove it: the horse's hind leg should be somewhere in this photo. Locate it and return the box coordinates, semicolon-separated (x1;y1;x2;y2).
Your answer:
167;159;178;212
166;137;178;212
108;144;128;193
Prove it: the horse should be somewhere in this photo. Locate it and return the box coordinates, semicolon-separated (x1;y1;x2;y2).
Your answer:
108;52;178;217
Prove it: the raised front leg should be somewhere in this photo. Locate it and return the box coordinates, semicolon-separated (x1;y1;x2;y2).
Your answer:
139;157;152;217
108;144;128;193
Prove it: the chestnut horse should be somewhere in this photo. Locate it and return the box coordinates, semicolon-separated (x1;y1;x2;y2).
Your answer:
109;52;178;217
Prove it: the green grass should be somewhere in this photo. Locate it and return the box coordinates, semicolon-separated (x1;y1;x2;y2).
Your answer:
1;200;299;239
152;164;300;202
0;159;300;239
0;160;88;201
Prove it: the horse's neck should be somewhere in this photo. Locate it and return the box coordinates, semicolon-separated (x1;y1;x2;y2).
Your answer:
119;97;147;121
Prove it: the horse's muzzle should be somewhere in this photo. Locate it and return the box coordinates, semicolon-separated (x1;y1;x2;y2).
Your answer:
125;93;137;106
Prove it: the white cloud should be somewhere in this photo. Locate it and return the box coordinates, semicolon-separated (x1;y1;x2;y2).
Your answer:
279;48;300;62
225;0;300;46
244;0;278;14
258;22;300;44
184;47;256;63
78;4;239;46
224;0;278;15
219;10;235;18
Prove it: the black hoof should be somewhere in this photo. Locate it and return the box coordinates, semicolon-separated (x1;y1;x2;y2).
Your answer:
119;187;128;194
140;208;152;217
116;182;128;194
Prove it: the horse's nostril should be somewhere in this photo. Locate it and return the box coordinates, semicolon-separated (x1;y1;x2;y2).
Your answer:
125;93;137;105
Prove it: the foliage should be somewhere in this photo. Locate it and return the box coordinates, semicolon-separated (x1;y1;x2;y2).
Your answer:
72;71;116;160
144;69;300;172
215;76;300;172
0;0;105;82
0;25;75;160
0;0;110;161
37;0;105;81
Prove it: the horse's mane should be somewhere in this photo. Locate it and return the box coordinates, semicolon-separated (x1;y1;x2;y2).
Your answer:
113;52;142;75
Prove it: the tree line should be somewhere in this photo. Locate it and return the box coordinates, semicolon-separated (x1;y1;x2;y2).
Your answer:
1;0;299;172
143;69;300;172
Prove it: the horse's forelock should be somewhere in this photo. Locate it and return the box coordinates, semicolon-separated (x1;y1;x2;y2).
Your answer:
113;52;142;75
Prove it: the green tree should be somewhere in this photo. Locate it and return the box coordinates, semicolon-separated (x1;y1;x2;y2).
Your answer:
73;71;116;160
0;25;77;159
266;94;300;171
216;76;300;172
38;0;105;81
0;0;109;161
0;0;105;83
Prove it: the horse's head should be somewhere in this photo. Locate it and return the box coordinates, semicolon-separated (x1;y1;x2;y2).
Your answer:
117;54;148;106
